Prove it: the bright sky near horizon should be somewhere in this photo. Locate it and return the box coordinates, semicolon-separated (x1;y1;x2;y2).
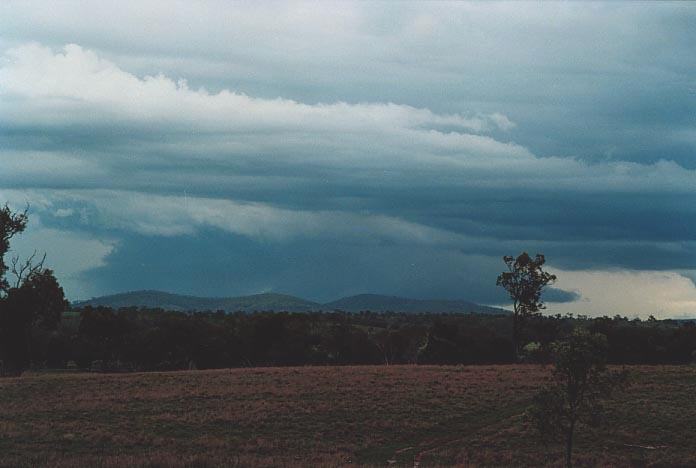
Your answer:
1;1;695;318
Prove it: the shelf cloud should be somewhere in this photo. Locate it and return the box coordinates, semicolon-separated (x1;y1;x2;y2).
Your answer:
1;2;695;316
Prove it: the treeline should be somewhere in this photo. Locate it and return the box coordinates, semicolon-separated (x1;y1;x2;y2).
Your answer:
21;307;696;372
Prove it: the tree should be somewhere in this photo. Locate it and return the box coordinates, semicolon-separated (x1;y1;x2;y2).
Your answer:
496;252;556;360
19;268;69;330
0;205;28;294
0;205;67;374
528;328;627;468
0;269;68;374
10;250;46;289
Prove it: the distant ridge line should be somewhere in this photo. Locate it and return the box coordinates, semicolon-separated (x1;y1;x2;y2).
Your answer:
73;290;509;315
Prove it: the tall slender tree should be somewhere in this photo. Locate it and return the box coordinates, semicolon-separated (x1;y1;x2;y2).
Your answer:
528;328;627;467
496;252;556;360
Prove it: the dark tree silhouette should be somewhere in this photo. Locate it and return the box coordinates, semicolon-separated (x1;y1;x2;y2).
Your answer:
0;205;67;375
0;205;28;294
528;328;627;468
0;269;68;374
496;252;556;360
10;250;46;289
20;269;69;331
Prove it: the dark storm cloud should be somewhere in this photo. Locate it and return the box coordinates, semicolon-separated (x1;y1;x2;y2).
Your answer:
79;230;581;305
1;2;695;316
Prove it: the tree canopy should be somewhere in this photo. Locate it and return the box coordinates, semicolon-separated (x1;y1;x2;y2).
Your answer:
0;205;28;294
0;205;68;375
497;252;556;359
528;328;627;467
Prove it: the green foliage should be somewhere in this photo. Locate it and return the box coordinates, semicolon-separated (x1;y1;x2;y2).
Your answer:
30;309;696;372
520;341;547;363
497;252;556;358
528;328;628;467
497;253;556;317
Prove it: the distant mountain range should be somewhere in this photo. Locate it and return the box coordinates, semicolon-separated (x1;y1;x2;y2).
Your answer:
73;290;509;315
73;290;320;313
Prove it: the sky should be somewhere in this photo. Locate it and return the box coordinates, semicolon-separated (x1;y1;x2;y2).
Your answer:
1;1;695;318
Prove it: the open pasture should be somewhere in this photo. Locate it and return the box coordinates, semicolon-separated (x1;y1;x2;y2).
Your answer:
1;365;695;467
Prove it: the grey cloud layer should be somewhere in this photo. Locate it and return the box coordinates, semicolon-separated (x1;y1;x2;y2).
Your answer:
3;2;693;167
2;44;694;232
0;2;694;313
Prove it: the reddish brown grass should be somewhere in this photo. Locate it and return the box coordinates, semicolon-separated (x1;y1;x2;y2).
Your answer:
0;365;694;466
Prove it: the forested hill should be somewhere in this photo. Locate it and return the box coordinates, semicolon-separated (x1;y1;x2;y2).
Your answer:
73;290;322;313
73;290;509;314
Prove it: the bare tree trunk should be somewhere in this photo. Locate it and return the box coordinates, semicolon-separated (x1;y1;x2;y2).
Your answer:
512;308;520;362
565;419;575;468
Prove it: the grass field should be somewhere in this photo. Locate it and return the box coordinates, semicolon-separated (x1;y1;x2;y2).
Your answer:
1;365;695;467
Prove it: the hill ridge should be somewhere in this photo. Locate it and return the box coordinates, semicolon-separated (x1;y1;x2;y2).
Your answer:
74;290;509;314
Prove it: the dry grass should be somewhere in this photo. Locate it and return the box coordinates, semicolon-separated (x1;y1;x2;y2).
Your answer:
0;365;694;467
